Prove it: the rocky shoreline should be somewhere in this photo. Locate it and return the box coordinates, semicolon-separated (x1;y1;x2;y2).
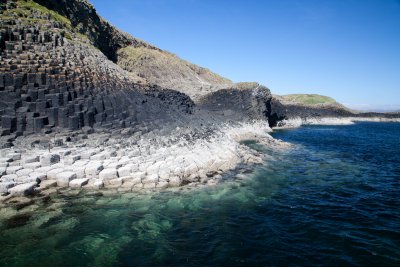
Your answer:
275;117;400;129
0;120;291;205
1;0;399;208
2;115;399;206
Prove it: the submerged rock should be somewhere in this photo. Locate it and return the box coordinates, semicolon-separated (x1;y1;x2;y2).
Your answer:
5;213;32;229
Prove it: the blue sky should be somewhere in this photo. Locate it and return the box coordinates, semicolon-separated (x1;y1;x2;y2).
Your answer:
91;0;400;111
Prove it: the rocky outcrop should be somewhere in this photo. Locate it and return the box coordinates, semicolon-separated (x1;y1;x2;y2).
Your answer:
269;97;353;123
198;82;275;123
269;95;400;127
0;0;283;199
30;0;233;100
0;1;193;137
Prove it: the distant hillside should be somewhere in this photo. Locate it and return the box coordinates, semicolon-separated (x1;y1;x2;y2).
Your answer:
278;94;337;105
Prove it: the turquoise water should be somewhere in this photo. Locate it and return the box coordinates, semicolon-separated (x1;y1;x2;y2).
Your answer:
0;122;399;266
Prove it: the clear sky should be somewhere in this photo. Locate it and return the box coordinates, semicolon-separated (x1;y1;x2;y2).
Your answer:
91;0;400;111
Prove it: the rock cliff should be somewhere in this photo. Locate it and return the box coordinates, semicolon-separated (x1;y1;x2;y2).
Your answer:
0;0;276;138
35;0;233;100
0;0;196;136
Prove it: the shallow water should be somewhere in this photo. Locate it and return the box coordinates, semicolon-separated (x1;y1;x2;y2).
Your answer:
0;122;399;266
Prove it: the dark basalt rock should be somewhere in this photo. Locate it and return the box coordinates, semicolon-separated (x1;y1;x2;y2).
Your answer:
35;0;156;62
198;84;284;127
0;11;195;136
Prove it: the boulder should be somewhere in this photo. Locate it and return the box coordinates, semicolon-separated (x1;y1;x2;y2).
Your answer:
1;174;18;182
23;156;40;164
6;165;23;175
0;167;6;176
99;168;118;180
24;162;42;169
143;173;158;184
85;162;104;177
143;183;156;189
0;162;9;168
156;181;169;188
16;168;33;177
40;154;60;166
39;180;57;189
105;162;122;169
29;172;47;181
64;155;81;165
81;150;97;159
93;179;104;189
82;126;94;134
120;176;141;185
168;176;181;187
71;166;86;178
90;152;109;161
56;171;77;187
108;178;123;186
8;182;37;196
15;176;36;183
47;168;65;179
0;157;13;163
35;166;54;174
133;183;143;189
69;178;89;188
0;182;15;193
117;165;132;177
131;171;145;180
7;153;21;161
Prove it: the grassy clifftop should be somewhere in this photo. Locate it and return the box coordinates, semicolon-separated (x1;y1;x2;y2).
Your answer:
1;0;71;27
279;94;337;105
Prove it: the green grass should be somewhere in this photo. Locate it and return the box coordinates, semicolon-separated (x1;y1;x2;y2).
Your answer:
281;94;336;105
2;0;71;28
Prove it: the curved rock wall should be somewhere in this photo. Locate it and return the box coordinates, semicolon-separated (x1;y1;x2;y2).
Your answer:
198;85;272;121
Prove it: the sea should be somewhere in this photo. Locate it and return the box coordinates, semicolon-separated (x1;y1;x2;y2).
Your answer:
0;122;399;266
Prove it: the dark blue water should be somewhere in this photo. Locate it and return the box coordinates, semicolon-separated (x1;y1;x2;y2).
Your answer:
0;122;399;266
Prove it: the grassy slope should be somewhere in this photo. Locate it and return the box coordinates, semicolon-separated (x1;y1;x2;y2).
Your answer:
280;94;337;105
1;0;96;45
1;0;71;28
117;46;232;98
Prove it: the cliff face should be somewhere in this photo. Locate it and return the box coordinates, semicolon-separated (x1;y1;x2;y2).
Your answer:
34;0;233;100
198;83;273;122
0;0;194;136
33;0;154;62
0;0;276;137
